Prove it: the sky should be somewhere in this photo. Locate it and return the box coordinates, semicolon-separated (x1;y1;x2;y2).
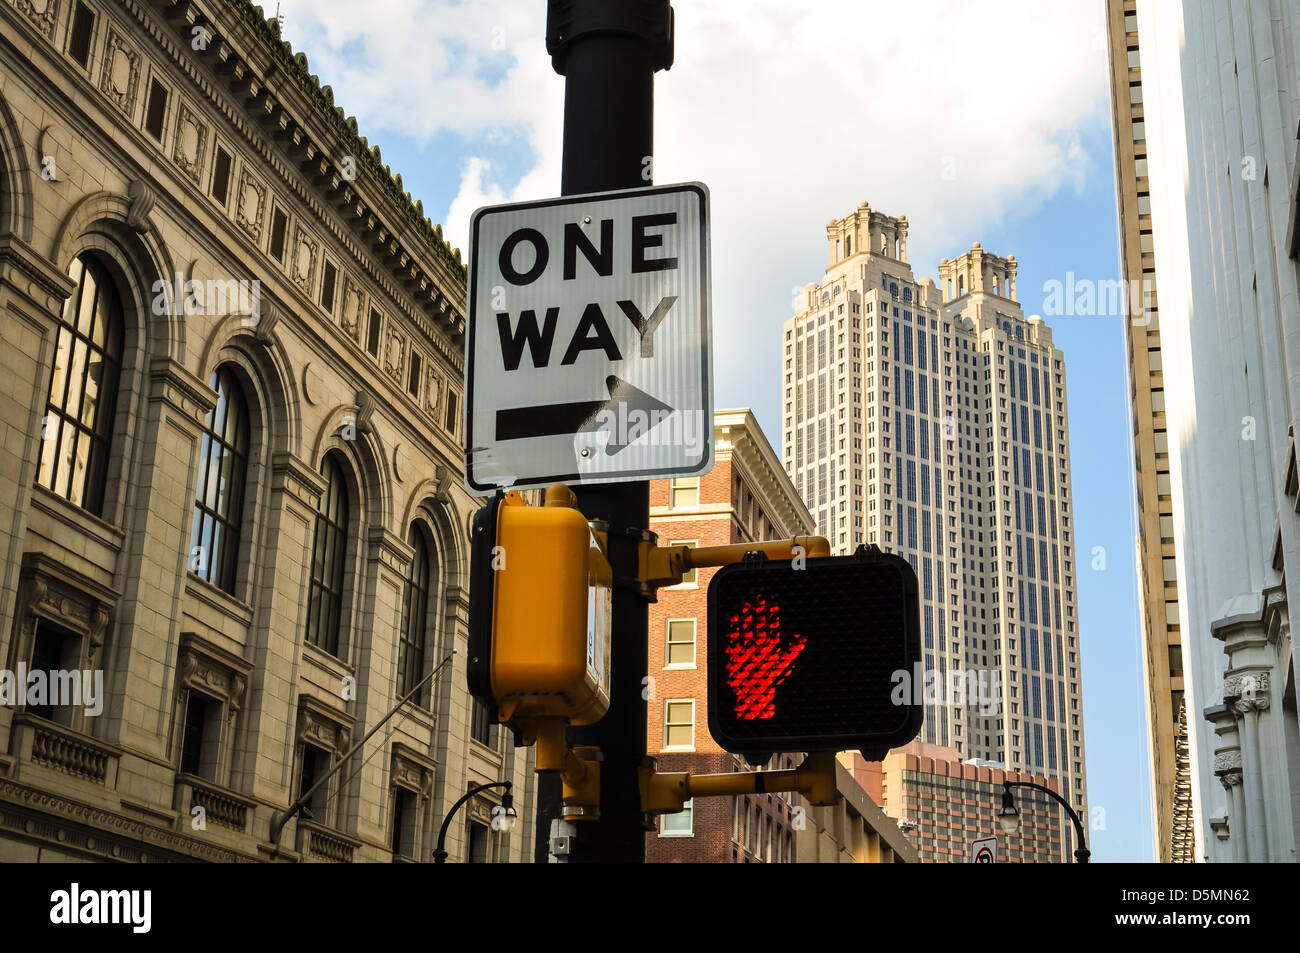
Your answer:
277;0;1154;862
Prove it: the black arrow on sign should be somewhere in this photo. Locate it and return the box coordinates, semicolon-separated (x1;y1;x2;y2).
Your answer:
495;375;672;455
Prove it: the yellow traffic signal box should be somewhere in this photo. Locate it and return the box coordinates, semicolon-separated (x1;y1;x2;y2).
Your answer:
467;486;612;731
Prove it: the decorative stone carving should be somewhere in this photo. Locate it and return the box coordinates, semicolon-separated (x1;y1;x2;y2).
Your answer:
302;362;323;406
126;179;156;234
291;226;317;293
1213;750;1243;774
172;103;207;185
423;368;441;417
253;302;280;347
1223;671;1269;702
100;30;140;116
384;328;405;381
15;0;58;38
236;171;265;240
9;555;119;677
354;391;375;436
433;464;452;503
340;279;364;342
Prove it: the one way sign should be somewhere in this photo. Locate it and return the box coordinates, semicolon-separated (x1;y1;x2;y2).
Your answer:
464;183;712;493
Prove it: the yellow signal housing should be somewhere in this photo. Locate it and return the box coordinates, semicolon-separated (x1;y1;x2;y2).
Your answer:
488;485;612;726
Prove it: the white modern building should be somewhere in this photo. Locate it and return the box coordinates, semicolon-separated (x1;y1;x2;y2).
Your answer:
781;207;1088;855
1133;0;1300;861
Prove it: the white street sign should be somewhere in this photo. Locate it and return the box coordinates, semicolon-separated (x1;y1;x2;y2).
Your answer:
971;835;997;863
464;183;712;493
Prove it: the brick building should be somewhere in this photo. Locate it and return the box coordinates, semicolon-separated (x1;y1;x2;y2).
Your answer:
851;742;1068;862
644;408;913;863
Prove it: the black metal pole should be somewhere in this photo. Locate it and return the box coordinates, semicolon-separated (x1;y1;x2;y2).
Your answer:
536;0;673;864
1004;780;1091;863
432;781;513;863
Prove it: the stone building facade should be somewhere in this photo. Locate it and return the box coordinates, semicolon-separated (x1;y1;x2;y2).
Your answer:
0;0;532;861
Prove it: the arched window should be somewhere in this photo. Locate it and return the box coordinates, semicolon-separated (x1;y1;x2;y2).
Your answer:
307;454;350;656
188;366;250;594
37;254;123;516
397;524;430;699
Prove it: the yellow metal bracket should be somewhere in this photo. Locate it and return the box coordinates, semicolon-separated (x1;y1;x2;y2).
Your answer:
531;717;602;820
638;535;831;593
640;750;840;817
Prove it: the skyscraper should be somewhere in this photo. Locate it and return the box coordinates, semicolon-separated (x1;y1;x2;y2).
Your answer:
781;205;1089;842
1103;0;1189;864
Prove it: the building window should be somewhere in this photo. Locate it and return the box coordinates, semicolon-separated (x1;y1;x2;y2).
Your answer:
37;253;123;517
188;367;250;594
366;308;382;357
663;699;694;750
667;539;697;586
306;454;350;657
144;78;168;141
398;525;430;700
470;697;496;747
665;619;696;667
391;787;416;860
269;207;288;262
211;147;233;207
444;390;459;436
320;260;338;312
407;351;422;397
67;1;95;68
178;689;221;779
671;477;699;508
296;743;331;820
661;799;693;837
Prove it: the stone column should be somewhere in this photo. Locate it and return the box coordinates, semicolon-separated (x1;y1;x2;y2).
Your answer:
1235;693;1270;863
0;236;75;677
105;358;216;759
238;452;324;809
1221;770;1245;862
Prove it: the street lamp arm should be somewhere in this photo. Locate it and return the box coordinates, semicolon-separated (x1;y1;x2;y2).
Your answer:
432;781;513;863
1003;780;1091;863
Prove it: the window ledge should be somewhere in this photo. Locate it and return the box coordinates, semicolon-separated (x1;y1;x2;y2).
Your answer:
30;485;124;552
185;575;254;627
663;663;697;671
302;641;356;678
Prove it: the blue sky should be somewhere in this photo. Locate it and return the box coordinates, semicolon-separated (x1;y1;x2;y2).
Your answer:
278;0;1152;861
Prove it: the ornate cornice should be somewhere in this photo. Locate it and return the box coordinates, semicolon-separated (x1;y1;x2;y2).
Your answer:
270;451;327;510
0;777;253;862
0;234;77;312
115;0;467;363
149;355;219;424
367;525;415;574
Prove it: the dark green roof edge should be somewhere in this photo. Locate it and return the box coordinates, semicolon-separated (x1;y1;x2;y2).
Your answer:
235;0;467;285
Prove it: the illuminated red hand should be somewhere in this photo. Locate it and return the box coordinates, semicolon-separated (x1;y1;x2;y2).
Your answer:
724;593;805;720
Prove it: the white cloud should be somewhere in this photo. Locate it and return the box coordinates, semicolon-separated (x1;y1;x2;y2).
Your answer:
279;0;1110;433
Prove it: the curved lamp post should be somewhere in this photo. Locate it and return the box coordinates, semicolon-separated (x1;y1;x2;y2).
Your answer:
997;780;1090;863
431;781;516;863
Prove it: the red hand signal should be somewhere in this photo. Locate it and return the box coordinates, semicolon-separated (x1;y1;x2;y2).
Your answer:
723;593;805;720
